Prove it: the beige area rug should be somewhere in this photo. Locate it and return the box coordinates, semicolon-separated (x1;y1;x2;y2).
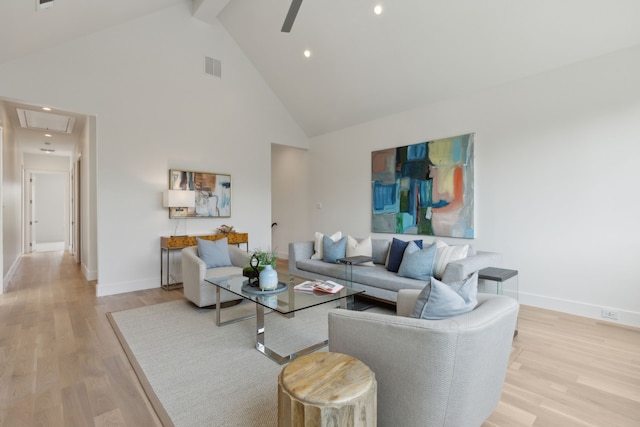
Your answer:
108;299;391;427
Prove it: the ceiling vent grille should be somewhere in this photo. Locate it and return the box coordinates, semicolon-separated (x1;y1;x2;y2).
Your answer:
204;56;222;78
17;108;76;134
36;0;55;11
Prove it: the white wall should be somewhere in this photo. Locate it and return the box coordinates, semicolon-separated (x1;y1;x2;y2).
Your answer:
0;2;309;295
309;45;640;328
1;114;21;287
271;143;311;259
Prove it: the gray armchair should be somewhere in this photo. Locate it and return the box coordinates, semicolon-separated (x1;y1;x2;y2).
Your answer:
328;291;518;427
181;245;250;307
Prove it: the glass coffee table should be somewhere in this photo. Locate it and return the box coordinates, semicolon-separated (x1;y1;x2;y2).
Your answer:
205;273;363;364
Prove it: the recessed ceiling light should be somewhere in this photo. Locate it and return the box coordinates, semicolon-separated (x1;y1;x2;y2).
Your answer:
303;49;311;58
42;107;51;111
44;133;52;137
374;4;383;15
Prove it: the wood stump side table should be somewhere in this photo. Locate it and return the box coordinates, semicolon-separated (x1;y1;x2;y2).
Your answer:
278;352;377;427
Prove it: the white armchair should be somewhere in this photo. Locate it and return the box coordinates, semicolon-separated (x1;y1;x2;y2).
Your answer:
328;291;519;427
181;245;250;307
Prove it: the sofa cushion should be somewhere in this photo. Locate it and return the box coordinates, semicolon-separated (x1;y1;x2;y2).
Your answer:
197;237;232;268
410;272;478;320
397;241;437;281
323;235;347;263
386;238;422;273
371;239;390;265
311;231;342;260
434;240;469;279
346;236;374;266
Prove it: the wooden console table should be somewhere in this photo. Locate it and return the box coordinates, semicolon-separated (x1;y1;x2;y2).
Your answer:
160;233;249;290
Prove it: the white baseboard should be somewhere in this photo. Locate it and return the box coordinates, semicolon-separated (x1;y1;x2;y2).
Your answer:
81;262;97;282
2;256;23;292
96;277;158;297
519;291;640;329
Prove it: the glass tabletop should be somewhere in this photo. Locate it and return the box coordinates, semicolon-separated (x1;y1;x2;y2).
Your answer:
205;273;363;315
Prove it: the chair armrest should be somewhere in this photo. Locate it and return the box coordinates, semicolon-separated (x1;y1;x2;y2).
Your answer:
397;289;421;317
441;250;502;283
181;246;206;303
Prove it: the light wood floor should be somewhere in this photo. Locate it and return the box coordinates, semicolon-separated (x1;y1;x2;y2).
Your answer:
1;251;639;426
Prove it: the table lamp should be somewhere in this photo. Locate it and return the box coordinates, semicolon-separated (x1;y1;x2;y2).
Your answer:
163;189;195;236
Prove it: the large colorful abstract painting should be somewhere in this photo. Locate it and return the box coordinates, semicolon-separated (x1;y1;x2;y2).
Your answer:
371;133;474;238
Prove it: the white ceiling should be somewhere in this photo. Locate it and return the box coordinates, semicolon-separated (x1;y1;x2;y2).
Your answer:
1;100;86;156
216;0;640;136
1;0;640;140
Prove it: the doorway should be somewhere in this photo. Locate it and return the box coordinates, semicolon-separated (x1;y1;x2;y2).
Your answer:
25;170;69;253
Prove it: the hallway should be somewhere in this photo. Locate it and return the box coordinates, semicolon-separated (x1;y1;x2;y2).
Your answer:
0;251;182;426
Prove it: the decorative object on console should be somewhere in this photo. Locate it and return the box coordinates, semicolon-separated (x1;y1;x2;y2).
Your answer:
169;169;231;218
371;133;474;238
216;224;236;234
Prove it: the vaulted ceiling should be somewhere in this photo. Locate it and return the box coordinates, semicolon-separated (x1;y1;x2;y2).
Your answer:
2;0;640;140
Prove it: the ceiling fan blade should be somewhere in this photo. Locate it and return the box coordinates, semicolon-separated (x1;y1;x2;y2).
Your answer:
281;0;303;32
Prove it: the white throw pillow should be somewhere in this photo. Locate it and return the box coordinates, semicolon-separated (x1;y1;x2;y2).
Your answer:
311;231;342;260
345;236;374;266
433;240;469;279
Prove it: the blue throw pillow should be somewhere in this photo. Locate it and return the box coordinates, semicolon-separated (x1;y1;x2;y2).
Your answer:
410;272;479;320
397;241;437;281
323;235;347;263
197;237;232;268
386;238;423;273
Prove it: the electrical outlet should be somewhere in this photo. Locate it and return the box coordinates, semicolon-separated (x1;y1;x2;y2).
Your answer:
601;309;618;320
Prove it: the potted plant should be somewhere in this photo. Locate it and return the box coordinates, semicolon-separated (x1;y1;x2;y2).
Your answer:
243;248;278;278
253;248;278;268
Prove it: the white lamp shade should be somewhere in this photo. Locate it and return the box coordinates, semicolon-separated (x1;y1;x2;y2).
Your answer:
163;190;196;208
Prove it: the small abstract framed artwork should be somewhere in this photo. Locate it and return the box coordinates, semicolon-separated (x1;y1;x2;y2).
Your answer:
371;133;474;238
169;169;231;218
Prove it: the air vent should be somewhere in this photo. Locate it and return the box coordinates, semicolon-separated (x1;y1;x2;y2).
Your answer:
17;108;75;134
40;148;55;153
204;56;222;78
36;0;55;11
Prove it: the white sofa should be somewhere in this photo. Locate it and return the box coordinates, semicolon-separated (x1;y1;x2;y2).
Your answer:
181;245;250;307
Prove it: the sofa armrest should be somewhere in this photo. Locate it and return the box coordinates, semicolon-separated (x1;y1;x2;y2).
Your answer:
397;289;421;317
441;250;502;283
288;241;314;275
